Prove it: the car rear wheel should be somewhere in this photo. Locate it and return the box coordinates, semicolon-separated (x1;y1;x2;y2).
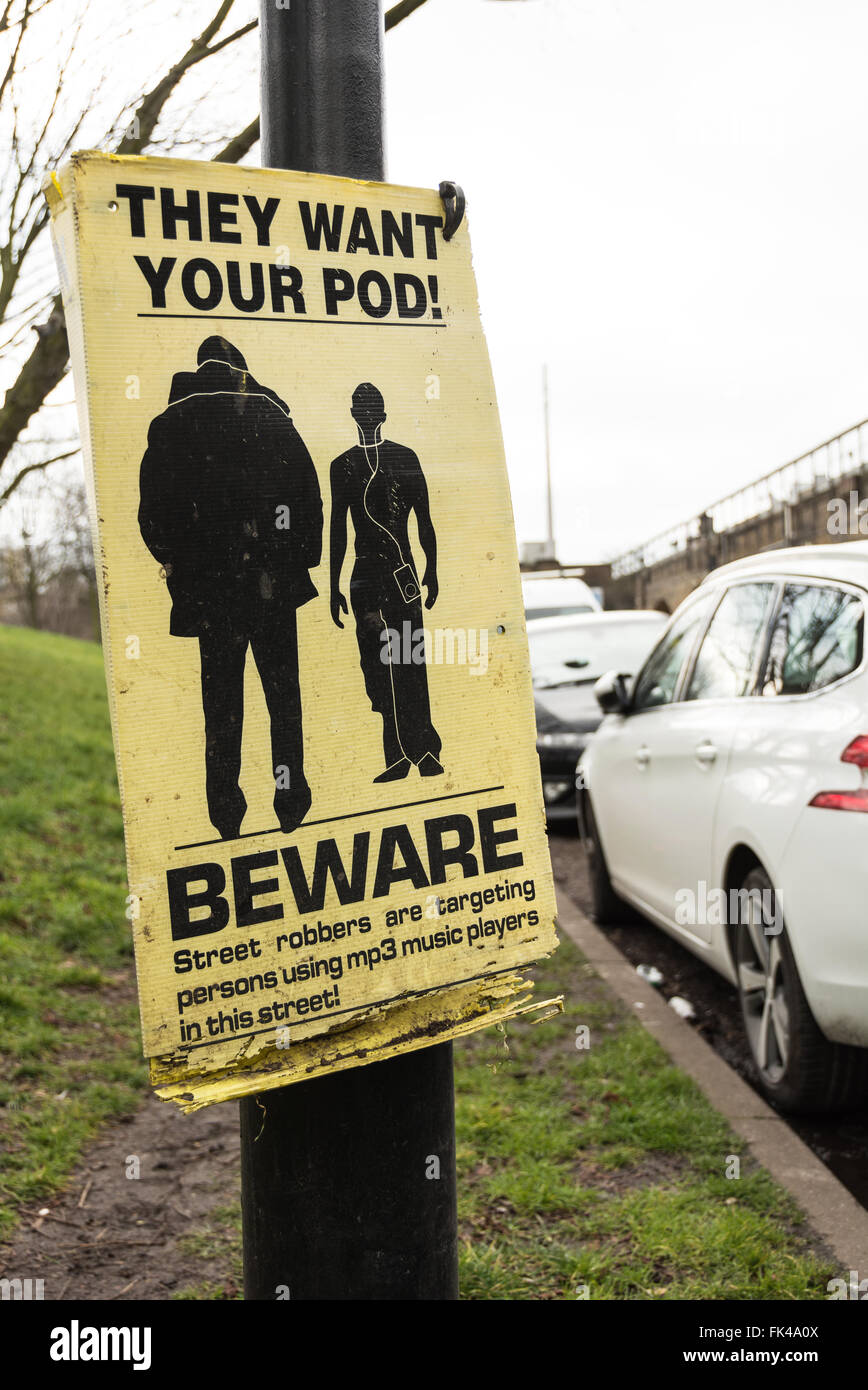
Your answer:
732;865;868;1114
580;795;623;925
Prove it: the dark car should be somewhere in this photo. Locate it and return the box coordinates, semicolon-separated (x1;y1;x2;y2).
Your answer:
528;611;667;819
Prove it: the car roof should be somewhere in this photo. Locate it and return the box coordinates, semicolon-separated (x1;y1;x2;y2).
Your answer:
522;568;588;581
522;573;595;588
525;610;666;634
703;540;868;588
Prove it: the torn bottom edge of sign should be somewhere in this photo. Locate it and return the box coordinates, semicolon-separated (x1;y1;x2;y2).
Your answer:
149;971;564;1112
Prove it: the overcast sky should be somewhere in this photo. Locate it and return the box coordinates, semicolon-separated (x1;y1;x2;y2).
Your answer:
386;0;868;563
11;0;868;565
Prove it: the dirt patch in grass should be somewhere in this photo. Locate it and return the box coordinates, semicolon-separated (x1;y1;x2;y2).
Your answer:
570;1151;690;1196
0;1094;241;1301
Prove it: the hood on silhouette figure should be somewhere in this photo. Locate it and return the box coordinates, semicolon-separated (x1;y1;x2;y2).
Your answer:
166;336;290;415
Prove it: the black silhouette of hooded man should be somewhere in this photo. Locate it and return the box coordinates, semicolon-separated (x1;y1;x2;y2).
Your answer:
329;382;443;781
138;336;322;839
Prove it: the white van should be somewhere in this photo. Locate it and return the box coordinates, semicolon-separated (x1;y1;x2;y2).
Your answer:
522;569;602;620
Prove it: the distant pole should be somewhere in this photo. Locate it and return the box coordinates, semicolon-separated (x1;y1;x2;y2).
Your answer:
543;363;555;557
240;0;459;1302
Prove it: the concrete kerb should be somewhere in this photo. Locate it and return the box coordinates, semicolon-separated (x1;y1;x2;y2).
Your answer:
555;887;868;1275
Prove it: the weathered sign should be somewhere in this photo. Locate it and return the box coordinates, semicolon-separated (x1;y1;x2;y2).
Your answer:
46;152;559;1109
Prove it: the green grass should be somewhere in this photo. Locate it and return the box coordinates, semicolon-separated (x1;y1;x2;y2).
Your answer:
0;625;145;1235
173;1204;243;1301
0;623;839;1299
176;938;836;1301
452;942;835;1300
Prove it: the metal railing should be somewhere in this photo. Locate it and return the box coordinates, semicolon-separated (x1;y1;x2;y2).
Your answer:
610;417;868;579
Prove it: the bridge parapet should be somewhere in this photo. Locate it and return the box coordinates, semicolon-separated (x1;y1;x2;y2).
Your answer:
606;418;868;611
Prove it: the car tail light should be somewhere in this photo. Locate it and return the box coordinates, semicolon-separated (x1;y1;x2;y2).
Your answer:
809;790;868;813
841;736;868;767
809;736;868;812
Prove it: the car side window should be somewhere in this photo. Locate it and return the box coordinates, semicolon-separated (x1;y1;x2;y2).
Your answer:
685;582;774;701
631;596;714;711
760;584;864;696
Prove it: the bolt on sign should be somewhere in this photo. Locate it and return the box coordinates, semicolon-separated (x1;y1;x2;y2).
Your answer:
45;153;560;1110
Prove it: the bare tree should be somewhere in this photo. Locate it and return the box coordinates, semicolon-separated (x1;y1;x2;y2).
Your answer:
51;475;98;638
0;0;433;514
0;512;57;628
0;0;262;511
0;473;102;634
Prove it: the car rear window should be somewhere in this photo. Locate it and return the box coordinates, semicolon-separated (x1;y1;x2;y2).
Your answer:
760;584;864;696
528;619;665;689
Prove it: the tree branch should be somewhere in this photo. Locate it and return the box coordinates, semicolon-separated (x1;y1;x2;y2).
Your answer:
386;0;430;29
0;295;67;481
0;444;78;505
115;1;252;155
0;0;432;503
212;116;259;165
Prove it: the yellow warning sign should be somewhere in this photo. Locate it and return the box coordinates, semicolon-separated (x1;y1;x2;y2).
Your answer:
45;152;559;1109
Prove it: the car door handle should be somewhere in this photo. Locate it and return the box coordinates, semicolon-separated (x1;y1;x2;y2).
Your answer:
635;745;650;768
695;740;717;766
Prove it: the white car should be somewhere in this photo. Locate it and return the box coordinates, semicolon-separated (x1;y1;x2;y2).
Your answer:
578;541;868;1113
528;611;666;819
522;569;602;619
